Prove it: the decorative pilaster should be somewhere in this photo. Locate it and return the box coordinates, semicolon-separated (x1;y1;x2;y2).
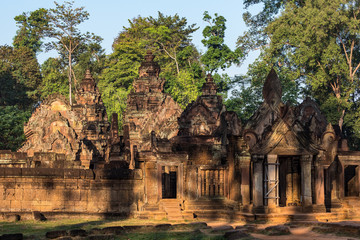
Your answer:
266;154;278;208
253;155;264;209
239;155;251;206
300;155;312;207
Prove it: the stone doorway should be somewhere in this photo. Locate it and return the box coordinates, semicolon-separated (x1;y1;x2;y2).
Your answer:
344;165;359;197
162;166;177;199
279;156;301;207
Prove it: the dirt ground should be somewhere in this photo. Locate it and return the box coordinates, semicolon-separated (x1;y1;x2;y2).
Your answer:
251;226;359;240
206;221;360;240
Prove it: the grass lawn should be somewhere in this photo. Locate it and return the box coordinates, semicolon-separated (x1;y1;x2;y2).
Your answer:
0;218;226;240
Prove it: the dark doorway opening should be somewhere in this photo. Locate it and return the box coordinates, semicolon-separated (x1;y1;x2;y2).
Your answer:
162;166;177;199
279;156;301;207
344;165;358;197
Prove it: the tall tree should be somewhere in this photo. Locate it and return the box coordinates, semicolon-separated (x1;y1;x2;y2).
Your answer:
13;8;48;54
45;1;94;105
201;11;242;96
0;45;42;107
201;11;242;74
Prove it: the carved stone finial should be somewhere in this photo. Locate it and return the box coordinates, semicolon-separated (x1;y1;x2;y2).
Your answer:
144;50;155;62
263;68;282;106
85;69;92;79
206;74;214;83
325;123;334;133
139;51;160;77
202;74;217;95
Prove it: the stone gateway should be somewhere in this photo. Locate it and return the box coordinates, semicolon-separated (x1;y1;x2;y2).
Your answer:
1;52;360;221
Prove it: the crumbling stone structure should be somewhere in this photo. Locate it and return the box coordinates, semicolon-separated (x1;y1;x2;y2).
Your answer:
1;52;360;221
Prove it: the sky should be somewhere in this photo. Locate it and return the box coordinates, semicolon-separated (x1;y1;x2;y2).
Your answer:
0;0;261;77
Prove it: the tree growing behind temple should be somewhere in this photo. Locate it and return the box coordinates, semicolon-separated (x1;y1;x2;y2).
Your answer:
201;11;243;96
45;0;102;105
13;8;48;54
99;13;203;129
0;44;42;150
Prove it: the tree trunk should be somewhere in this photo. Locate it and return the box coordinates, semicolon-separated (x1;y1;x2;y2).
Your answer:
339;109;345;132
68;51;72;106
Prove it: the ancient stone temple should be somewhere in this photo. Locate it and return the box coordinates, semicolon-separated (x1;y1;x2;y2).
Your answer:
1;52;360;221
18;70;111;169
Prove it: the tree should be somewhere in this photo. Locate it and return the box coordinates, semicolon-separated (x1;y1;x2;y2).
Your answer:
201;11;242;74
201;12;242;97
0;106;31;151
0;45;42;107
39;57;68;99
147;12;199;75
13;8;48;54
45;1;94;105
265;0;360;131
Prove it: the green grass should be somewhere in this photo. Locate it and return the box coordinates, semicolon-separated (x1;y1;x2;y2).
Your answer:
0;218;225;240
115;232;225;240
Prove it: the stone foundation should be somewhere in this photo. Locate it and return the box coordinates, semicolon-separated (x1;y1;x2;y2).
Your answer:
0;168;144;218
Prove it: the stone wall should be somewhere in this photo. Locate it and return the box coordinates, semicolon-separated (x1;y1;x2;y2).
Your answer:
0;168;144;219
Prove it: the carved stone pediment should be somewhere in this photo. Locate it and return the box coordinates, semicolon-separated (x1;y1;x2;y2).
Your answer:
245;70;326;155
251;120;320;155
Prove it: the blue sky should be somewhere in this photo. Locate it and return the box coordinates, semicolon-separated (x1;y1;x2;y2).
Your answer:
0;0;261;76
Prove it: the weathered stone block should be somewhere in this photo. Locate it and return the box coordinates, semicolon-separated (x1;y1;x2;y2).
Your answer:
69;229;87;237
3;188;16;200
45;230;67;239
10;200;22;211
1;233;23;240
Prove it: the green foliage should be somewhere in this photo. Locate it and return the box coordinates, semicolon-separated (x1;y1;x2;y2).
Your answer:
201;11;243;74
264;0;360;133
0;45;42;107
13;8;48;54
45;1;98;105
39;58;68;99
165;70;205;109
0;106;31;151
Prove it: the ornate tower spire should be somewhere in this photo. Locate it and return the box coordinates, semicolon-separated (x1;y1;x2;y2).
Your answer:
202;74;217;95
138;51;160;78
262;68;282;107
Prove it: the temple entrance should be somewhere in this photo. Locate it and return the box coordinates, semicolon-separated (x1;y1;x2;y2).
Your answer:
279;156;301;207
344;165;359;197
162;166;177;199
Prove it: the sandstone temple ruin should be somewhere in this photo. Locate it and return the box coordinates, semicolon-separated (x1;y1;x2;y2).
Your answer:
1;52;360;221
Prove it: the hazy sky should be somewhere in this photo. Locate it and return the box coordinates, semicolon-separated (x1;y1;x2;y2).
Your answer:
0;0;261;76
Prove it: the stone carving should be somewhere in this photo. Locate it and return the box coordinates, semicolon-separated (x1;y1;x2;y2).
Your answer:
123;51;182;168
178;74;242;139
19;70;111;168
244;69;327;155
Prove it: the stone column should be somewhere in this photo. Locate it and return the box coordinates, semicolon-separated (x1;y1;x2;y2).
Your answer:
267;154;278;208
300;155;312;207
253;155;264;209
357;166;360;197
314;162;325;205
239;155;251;206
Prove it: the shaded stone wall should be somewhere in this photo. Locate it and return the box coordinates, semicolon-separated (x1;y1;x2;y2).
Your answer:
0;168;144;216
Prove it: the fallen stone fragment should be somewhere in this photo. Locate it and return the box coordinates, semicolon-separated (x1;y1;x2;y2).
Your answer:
211;225;234;233
265;225;291;235
224;230;250;240
69;229;87;237
1;233;23;240
45;230;68;239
